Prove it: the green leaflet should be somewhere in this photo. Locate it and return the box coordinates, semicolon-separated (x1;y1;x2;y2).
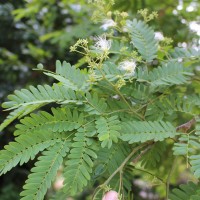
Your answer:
149;61;192;87
159;95;194;115
50;190;68;200
173;131;200;178
95;142;130;176
196;118;200;135
108;170;132;199
2;84;82;110
145;94;196;121
127;19;158;62
95;115;121;148
137;61;192;88
95;62;124;81
169;182;200;200
44;60;89;91
120;121;179;143
171;47;200;61
128;83;152;103
14;108;84;136
84;92;107;115
173;135;200;156
190;154;200;178
0;104;42;132
0;131;64;175
20;140;70;200
63;123;98;195
140;141;167;169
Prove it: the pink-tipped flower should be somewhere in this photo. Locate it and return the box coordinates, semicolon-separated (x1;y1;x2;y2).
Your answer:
102;190;119;200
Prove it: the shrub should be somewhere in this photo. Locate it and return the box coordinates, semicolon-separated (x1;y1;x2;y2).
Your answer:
1;2;200;199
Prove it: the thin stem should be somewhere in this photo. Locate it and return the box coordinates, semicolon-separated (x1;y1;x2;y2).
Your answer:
98;67;144;120
104;144;147;186
92;143;152;199
114;86;145;120
135;88;169;113
95;61;144;120
73;50;87;55
133;167;165;184
118;169;124;199
166;156;178;200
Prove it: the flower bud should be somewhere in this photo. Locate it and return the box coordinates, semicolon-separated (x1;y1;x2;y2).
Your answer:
102;190;119;200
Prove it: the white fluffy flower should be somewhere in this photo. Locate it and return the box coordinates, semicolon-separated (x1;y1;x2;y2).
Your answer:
94;35;111;52
119;59;137;75
154;32;164;41
101;19;116;30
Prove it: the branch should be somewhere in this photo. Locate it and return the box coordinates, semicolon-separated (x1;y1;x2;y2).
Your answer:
176;117;197;133
92;142;153;199
103;143;148;186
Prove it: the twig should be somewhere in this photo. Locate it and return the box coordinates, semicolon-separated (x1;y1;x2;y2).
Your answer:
92;143;151;199
176;118;196;133
119;169;124;200
131;145;152;164
166;156;178;200
104;144;147;185
133;167;165;184
97;67;144;120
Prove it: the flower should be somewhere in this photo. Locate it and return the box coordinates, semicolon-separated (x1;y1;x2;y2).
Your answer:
119;59;137;75
154;32;164;41
100;19;116;30
94;35;111;52
102;190;119;200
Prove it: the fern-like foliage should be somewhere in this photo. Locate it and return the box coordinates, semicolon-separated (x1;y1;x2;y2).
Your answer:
95;62;124;81
136;61;192;90
120;121;178;143
50;190;69;200
95;142;131;176
0;104;41;131
163;95;195;115
189;128;200;176
1;6;199;200
44;60;89;91
20;140;70;200
140;141;166;169
173;119;200;178
128;83;152;104
190;154;200;178
0;131;64;175
127;19;158;62
63;123;98;195
0;108;81;175
196;117;200;135
169;182;200;200
95;115;121;148
189;95;200;108
84;92;107;115
94;143;132;199
14;108;84;136
2;84;82;110
171;47;200;61
173;135;199;156
145;94;196;121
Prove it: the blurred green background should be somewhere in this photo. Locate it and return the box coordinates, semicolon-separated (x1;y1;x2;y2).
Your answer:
0;0;199;199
